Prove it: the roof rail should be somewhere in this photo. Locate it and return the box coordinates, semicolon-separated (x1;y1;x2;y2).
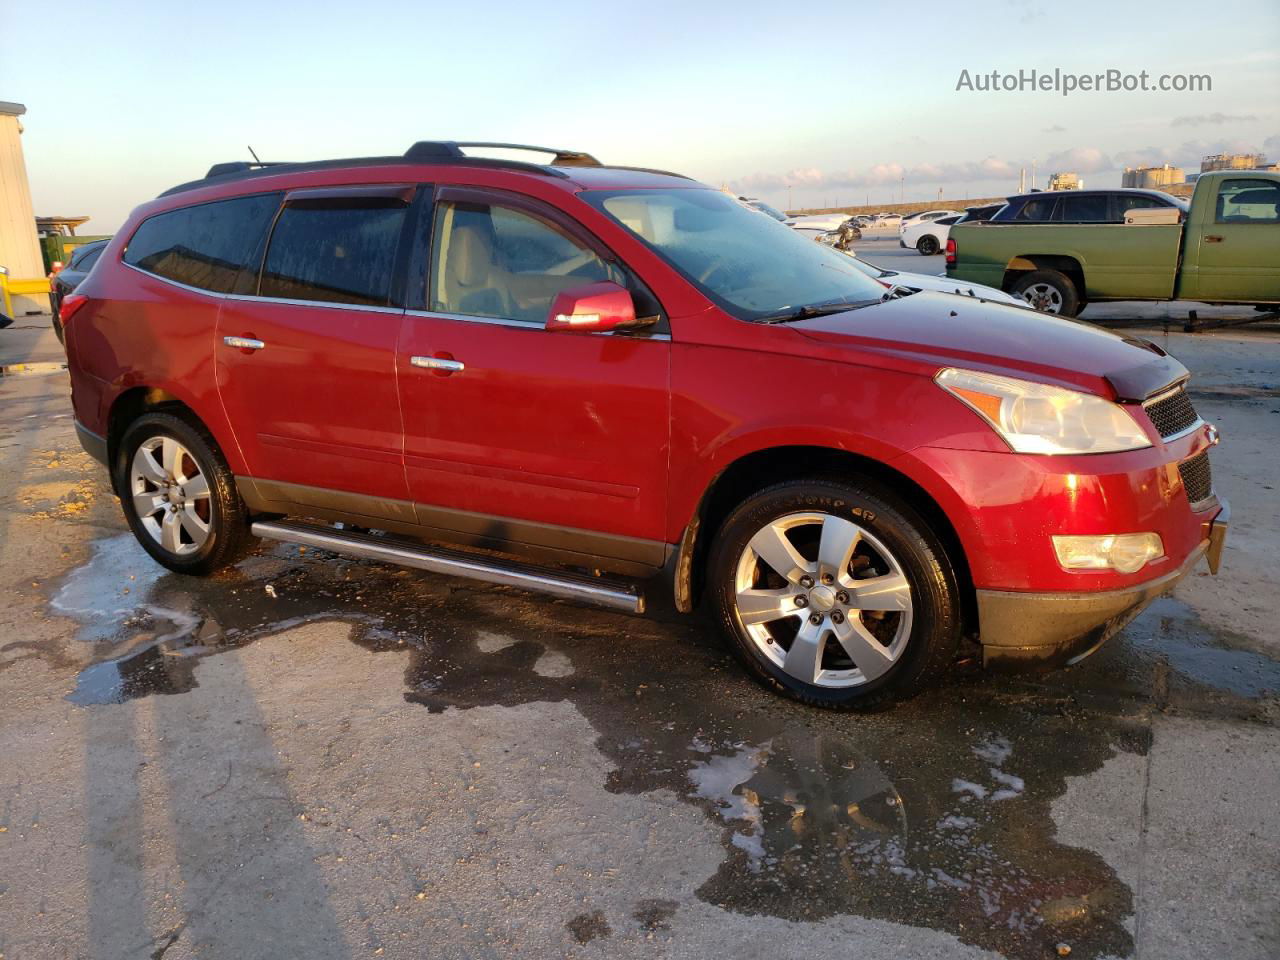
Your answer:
403;141;602;167
158;141;689;199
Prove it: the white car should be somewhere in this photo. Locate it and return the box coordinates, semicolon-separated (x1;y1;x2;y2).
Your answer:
898;209;961;232
789;212;855;232
857;214;902;238
737;196;795;225
838;250;1031;308
900;213;962;256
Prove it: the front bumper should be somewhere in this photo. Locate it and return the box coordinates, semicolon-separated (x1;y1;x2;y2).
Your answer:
979;498;1228;667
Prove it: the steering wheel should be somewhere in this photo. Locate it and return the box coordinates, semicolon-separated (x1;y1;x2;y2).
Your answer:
698;260;737;286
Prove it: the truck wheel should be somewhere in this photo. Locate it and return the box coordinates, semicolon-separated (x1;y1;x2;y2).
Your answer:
1011;270;1080;316
115;412;257;576
708;478;960;709
916;235;940;256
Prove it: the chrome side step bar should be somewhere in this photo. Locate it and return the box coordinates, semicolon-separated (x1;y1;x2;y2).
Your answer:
251;519;644;614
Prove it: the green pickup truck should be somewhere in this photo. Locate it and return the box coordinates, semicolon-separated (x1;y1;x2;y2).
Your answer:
946;171;1280;317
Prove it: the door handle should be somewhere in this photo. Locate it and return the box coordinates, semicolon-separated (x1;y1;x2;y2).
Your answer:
411;355;465;373
1204;235;1224;243
224;336;266;350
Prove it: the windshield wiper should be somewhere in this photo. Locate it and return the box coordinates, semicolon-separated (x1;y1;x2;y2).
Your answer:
755;301;872;324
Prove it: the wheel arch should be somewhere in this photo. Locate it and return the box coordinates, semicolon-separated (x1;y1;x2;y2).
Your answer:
672;444;977;641
105;386;241;491
1002;254;1086;296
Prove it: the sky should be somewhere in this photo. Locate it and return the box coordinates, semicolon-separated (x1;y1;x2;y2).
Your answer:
3;0;1277;232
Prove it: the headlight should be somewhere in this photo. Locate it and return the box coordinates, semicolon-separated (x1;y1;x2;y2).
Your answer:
935;367;1151;454
1053;533;1164;574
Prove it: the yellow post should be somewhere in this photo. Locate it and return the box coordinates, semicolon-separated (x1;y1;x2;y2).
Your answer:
0;268;11;318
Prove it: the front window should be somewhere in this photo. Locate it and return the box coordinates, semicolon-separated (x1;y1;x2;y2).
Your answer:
430;200;621;324
582;189;885;321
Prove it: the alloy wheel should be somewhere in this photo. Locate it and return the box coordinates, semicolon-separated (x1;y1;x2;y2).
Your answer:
733;512;913;688
129;436;213;555
1020;282;1063;313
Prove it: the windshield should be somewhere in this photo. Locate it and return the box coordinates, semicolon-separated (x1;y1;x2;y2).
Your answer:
582;188;886;321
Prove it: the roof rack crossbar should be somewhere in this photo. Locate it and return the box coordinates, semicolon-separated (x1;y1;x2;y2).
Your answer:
404;141;602;167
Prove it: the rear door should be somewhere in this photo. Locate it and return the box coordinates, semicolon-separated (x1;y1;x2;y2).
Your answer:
1185;177;1280;302
216;185;413;511
395;185;671;566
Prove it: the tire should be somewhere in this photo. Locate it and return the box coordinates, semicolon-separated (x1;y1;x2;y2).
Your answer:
916;235;940;256
115;411;257;575
708;477;960;709
1010;269;1081;316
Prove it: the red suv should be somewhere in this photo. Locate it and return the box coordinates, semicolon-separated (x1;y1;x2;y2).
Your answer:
62;141;1228;708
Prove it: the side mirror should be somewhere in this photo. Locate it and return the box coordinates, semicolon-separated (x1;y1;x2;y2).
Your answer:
545;281;644;333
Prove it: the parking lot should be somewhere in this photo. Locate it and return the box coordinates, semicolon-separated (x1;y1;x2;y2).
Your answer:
1;282;1278;960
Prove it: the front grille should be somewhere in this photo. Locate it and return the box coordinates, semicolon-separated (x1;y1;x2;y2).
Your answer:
1178;450;1214;505
1144;387;1199;440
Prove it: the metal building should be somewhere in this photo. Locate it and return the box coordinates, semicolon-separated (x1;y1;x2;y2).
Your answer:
0;101;48;315
1046;172;1082;191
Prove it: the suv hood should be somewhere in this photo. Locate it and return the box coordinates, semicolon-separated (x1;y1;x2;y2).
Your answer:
792;292;1186;401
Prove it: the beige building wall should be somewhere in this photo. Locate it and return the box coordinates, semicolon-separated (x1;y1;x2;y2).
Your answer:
0;101;46;314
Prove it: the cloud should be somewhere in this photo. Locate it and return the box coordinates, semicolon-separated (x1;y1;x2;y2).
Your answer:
734;156;1020;193
1042;124;1066;134
1043;146;1112;174
1172;112;1259;127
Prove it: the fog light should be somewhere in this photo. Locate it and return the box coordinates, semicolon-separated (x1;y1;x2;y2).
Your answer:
1052;533;1164;574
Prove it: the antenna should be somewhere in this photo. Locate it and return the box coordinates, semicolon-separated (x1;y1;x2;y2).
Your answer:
247;145;261;163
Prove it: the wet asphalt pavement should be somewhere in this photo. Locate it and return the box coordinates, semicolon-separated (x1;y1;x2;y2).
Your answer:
1;311;1278;959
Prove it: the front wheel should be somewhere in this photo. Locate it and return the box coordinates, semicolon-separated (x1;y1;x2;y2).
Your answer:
115;412;257;575
1010;269;1081;316
709;478;960;709
916;235;940;256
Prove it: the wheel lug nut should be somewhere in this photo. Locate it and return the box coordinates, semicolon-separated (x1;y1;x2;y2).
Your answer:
799;575;814;589
794;595;808;608
808;613;823;625
836;591;849;604
821;573;834;585
831;611;845;625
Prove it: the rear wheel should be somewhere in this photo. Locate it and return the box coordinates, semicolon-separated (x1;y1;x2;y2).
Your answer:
916;235;940;256
115;412;257;575
709;478;960;709
1011;269;1081;316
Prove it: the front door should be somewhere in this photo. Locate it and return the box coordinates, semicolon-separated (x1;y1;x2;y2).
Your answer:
1185;177;1280;303
216;186;413;507
396;187;671;565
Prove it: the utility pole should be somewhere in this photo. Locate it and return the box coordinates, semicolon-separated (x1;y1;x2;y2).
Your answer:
788;185;793;210
900;175;904;203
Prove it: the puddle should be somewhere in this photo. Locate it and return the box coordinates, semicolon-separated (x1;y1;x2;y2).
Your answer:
37;528;1275;959
0;361;67;377
1127;596;1280;699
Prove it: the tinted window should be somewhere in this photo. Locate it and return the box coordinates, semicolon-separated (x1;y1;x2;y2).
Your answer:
1014;197;1057;221
125;194;280;293
431;200;619;324
76;246;104;272
936;215;961;226
1057;194;1110;222
260;201;407;306
1115;194;1169;216
1216;179;1280;223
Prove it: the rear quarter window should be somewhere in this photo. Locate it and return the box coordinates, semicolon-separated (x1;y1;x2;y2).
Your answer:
124;193;280;293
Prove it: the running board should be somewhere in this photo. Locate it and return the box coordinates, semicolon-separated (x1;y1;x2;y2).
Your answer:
251;519;644;614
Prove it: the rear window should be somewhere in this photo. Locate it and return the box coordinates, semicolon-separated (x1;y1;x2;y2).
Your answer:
1058;194;1111;222
124;194;280;293
259;201;407;306
1012;197;1057;221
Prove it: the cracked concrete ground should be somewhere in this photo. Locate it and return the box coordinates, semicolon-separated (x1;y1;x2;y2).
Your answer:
1;306;1277;960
